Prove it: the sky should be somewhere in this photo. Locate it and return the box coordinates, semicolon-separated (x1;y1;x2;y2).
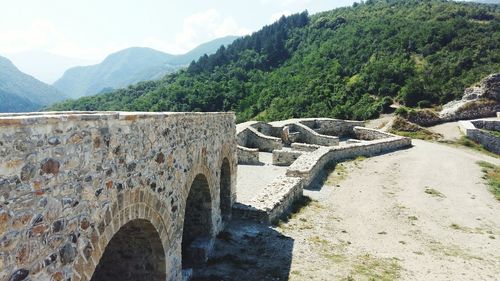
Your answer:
0;0;357;62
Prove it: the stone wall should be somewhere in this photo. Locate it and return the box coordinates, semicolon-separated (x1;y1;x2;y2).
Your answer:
232;176;303;224
460;119;500;154
237;146;260;165
287;123;339;146
0;112;237;281
353;126;397;140
290;143;321;152
272;150;303;166
287;135;411;187
237;127;283;152
298;118;364;137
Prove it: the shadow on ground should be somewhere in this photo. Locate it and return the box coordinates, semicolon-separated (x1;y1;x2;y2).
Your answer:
192;220;294;281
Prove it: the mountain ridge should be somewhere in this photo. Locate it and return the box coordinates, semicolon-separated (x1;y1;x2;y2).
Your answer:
48;0;500;122
53;36;239;98
0;55;67;112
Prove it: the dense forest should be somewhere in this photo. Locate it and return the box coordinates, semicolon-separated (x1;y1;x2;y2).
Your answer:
49;0;500;122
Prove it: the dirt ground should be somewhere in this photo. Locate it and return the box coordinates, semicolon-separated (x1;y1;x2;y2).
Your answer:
195;139;499;281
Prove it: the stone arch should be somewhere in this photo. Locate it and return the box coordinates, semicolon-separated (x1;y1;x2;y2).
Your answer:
182;173;213;269
72;189;173;281
90;219;165;281
220;157;232;222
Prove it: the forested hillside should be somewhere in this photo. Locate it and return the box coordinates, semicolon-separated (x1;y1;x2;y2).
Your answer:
49;0;500;122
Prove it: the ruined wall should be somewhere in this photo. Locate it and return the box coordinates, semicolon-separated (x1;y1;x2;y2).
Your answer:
353;127;397;140
287;123;339;146
287;135;411;187
0;112;237;281
233;176;303;224
461;119;500;154
237;146;260;165
237;127;282;152
298;118;364;137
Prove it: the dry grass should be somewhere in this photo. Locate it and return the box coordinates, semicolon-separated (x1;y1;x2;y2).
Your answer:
477;161;500;200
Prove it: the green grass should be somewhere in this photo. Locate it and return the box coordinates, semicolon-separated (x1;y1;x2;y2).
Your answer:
390;130;439;140
424;187;446;198
440;136;499;158
482;129;500;138
477;161;500;201
348;254;402;281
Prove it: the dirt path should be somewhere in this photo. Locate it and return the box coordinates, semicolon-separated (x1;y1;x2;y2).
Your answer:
427;122;463;141
196;140;500;281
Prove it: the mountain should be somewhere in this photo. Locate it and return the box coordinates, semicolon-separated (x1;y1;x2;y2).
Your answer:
0;55;67;112
53;36;239;98
6;51;95;84
49;0;500;122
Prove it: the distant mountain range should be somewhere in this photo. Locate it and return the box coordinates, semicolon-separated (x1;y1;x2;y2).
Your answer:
6;51;95;84
53;36;239;98
0;56;67;112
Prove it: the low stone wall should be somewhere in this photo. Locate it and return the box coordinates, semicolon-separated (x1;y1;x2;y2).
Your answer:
291;142;321;152
237;146;260;165
272;150;303;166
287;136;412;187
288;123;339;146
232;177;303;224
250;122;282;138
471;119;500;131
353;126;396;140
298;118;364;137
468;130;500;154
237;127;282;152
459;119;500;154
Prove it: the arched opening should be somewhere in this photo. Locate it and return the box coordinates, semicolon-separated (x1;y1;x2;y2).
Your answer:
220;158;232;222
182;174;213;269
91;219;166;281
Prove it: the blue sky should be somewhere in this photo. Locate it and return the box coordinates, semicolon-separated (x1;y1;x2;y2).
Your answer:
0;0;357;61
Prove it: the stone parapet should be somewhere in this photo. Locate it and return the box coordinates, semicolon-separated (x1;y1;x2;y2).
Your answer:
232;176;303;224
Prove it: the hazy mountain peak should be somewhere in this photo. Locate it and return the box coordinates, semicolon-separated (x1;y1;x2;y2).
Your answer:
53;36;239;98
0;54;67;112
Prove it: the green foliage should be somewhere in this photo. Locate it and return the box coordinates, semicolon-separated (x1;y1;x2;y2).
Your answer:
394;106;410;117
48;0;500;122
477;161;500;200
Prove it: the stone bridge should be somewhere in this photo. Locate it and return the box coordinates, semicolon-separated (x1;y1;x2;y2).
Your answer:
0;112;237;281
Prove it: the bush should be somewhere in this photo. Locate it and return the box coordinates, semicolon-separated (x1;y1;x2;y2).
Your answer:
394;106;410;117
417;100;432;108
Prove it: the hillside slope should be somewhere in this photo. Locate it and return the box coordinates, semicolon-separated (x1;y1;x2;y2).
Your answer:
53;36;238;98
0;56;67;112
49;0;500;122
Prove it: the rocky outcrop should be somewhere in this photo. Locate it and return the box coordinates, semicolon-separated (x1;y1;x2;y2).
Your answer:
400;74;500;127
440;73;500;120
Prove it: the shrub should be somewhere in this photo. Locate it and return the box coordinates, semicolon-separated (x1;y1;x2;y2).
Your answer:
394;106;410;117
417;100;432;108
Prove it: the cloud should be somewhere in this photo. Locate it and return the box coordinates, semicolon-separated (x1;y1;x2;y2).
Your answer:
260;0;312;6
0;19;122;61
270;10;293;23
0;20;59;54
0;9;251;60
148;9;251;54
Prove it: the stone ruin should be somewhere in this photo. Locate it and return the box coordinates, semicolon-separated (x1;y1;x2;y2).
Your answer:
233;118;411;224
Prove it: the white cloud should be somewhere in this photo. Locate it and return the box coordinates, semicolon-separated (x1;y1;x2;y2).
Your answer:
270;10;293;23
260;0;312;6
0;19;122;61
150;9;251;54
0;9;251;60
